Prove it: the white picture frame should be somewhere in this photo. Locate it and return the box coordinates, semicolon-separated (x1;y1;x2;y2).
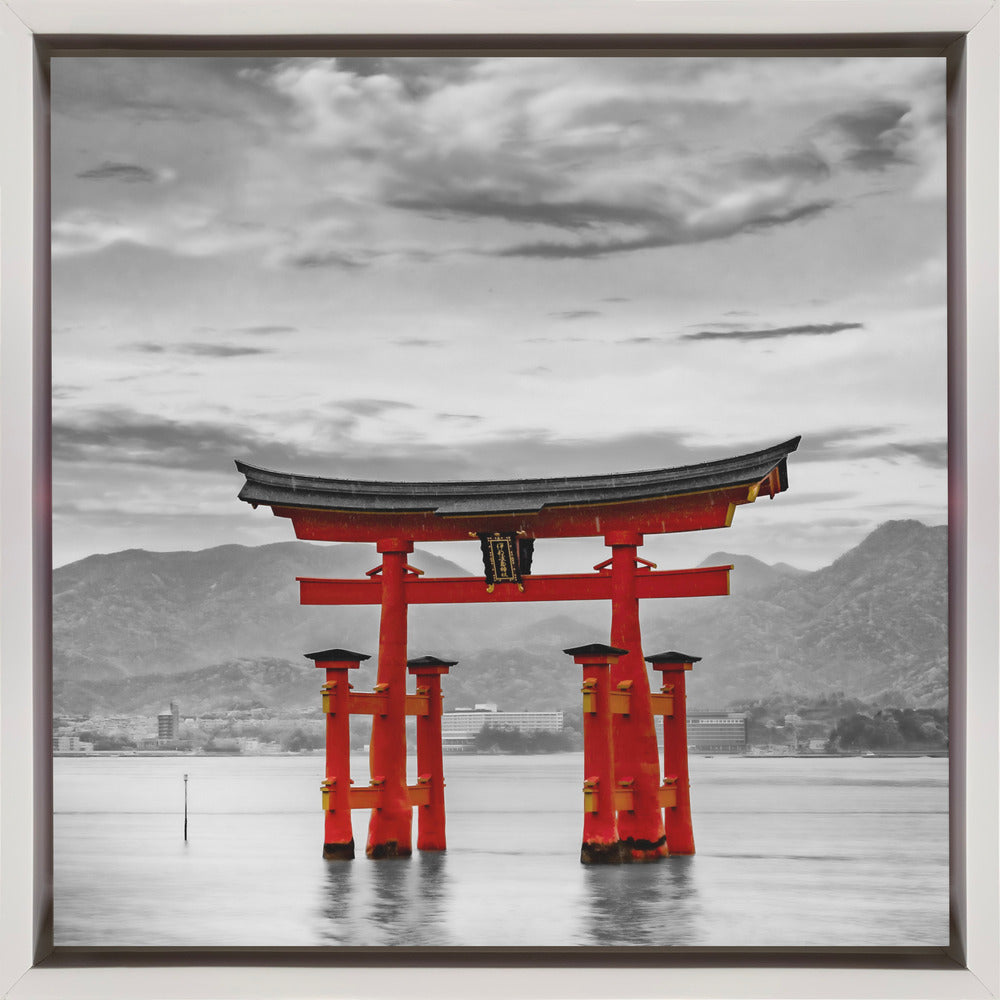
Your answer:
1;2;997;998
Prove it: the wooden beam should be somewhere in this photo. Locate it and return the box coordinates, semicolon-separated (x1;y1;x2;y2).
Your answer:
298;564;731;606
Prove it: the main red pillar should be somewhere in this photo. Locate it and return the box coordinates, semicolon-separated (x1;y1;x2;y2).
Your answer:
307;648;368;860
647;651;700;855
565;643;628;864
366;539;414;859
605;531;668;861
407;655;454;852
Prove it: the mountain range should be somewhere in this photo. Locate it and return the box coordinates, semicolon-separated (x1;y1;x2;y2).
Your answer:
53;519;948;717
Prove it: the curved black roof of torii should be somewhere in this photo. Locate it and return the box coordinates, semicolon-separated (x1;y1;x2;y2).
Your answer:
236;436;800;517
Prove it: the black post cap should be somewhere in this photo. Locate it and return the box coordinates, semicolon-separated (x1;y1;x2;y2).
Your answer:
644;650;702;664
407;655;459;668
304;648;371;662
563;643;629;658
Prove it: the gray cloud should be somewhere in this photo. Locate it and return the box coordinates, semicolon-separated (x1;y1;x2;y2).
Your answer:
893;441;947;469
335;56;484;99
54;409;265;473
549;310;602;321
847;147;909;172
437;413;483;422
736;149;830;183
376;126;840;262
618;336;658;344
231;325;298;336
497;201;833;260
285;249;367;270
76;161;159;183
794;427;889;460
685;321;748;332
337;399;416;418
795;428;946;470
53;407;354;475
392;338;444;348
683;322;863;342
131;341;271;358
179;343;272;358
53;56;297;125
390;193;657;231
739;201;835;233
825;100;912;172
383;137;837;263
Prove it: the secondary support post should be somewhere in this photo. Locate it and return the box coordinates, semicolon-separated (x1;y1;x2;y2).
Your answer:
407;655;454;851
565;643;629;864
646;651;701;855
307;647;369;860
366;538;415;859
604;531;668;861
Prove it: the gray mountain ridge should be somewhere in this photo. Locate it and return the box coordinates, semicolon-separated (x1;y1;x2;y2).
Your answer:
697;551;809;596
53;520;947;715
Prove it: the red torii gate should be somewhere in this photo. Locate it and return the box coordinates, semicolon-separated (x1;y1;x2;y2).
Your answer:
236;436;799;863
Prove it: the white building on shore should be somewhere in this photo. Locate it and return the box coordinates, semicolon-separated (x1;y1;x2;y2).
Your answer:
442;703;564;750
52;734;94;754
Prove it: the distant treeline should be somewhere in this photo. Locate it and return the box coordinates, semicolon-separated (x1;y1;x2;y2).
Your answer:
725;692;948;750
470;727;580;754
826;708;948;752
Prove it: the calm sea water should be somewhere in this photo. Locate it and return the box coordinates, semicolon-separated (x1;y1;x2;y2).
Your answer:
54;754;948;948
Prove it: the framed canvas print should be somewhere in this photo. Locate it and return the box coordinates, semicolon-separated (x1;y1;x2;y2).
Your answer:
1;3;998;999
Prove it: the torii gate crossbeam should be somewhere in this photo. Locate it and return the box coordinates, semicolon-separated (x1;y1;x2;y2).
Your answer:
297;563;731;605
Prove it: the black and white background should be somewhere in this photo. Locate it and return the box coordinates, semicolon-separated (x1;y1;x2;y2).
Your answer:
50;55;949;948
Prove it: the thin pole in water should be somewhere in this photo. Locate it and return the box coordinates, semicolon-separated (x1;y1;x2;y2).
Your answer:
183;773;188;842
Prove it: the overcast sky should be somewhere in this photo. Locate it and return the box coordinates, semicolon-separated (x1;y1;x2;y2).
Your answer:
51;55;947;574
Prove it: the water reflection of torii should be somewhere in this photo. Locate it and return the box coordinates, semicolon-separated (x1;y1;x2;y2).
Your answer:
235;436;799;864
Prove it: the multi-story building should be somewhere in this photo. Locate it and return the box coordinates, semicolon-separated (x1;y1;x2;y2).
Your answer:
686;712;748;753
52;734;94;754
157;702;181;741
442;703;564;749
